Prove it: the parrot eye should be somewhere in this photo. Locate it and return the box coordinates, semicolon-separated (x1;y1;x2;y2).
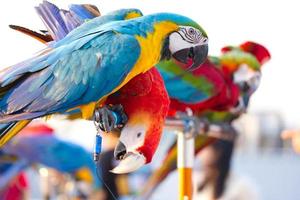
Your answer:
202;38;208;44
188;28;195;35
137;132;142;138
175;26;205;45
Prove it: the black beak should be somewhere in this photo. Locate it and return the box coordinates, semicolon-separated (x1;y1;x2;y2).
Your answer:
114;141;127;160
172;44;208;71
242;95;250;108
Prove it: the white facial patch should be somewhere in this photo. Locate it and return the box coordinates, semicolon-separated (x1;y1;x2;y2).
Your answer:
234;64;261;84
248;72;261;91
119;124;147;152
169;26;208;54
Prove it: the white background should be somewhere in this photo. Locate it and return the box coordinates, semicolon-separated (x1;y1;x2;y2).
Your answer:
0;0;299;127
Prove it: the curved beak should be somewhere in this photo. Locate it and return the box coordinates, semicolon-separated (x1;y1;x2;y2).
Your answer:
111;152;146;174
172;44;208;71
230;97;247;115
111;141;146;174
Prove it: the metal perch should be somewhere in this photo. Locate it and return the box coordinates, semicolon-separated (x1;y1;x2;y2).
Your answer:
164;115;231;200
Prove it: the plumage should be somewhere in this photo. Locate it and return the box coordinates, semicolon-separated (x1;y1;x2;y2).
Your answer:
31;2;170;168
0;31;140;121
158;41;271;116
158;58;226;104
157;57;239;115
2;124;99;187
0;12;202;121
106;67;170;163
143;41;271;196
0;2;208;151
8;25;53;43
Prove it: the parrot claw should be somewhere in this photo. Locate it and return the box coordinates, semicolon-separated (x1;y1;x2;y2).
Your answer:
93;104;128;133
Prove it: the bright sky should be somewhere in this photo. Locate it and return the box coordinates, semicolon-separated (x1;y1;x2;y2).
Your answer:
0;0;299;127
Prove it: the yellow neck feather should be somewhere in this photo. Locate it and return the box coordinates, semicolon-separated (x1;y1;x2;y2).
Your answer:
104;21;178;97
125;12;142;20
121;21;178;88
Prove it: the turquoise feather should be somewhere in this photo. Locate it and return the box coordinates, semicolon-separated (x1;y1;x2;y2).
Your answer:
0;12;205;123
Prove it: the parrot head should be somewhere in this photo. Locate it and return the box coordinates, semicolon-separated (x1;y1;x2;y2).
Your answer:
112;112;165;174
167;26;209;70
105;68;170;174
150;13;209;71
220;41;271;111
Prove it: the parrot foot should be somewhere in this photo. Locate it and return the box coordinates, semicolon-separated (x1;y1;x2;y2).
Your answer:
92;104;127;161
93;104;128;133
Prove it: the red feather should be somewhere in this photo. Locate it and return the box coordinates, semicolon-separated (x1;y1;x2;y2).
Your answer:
239;41;271;65
168;59;239;115
106;68;170;163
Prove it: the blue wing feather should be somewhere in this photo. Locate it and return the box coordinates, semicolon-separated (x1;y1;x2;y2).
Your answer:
0;30;140;122
3;135;99;186
69;4;97;21
160;69;210;103
35;1;68;40
35;1;142;43
0;12;194;122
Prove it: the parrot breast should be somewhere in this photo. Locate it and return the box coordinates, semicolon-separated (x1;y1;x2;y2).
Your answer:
107;67;170;118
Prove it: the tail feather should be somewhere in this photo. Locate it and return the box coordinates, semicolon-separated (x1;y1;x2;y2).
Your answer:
35;1;69;40
9;25;52;44
0;120;31;147
69;4;100;20
9;1;101;44
35;1;100;41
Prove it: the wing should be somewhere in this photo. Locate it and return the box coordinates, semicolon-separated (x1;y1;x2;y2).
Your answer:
35;1;101;41
0;30;141;122
52;9;143;48
33;1;144;53
157;58;225;104
4;135;94;173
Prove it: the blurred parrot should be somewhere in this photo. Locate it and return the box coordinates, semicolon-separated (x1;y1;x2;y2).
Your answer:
0;1;209;148
1;123;100;188
159;41;271;119
141;41;271;197
6;1;171;174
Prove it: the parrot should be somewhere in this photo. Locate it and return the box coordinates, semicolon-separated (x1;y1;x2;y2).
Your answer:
141;41;271;198
158;41;271;119
104;67;170;173
5;1;171;174
1;123;100;188
0;154;28;197
0;1;209;149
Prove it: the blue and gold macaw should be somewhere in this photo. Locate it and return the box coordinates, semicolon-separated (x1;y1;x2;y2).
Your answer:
0;2;209;147
8;2;170;174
